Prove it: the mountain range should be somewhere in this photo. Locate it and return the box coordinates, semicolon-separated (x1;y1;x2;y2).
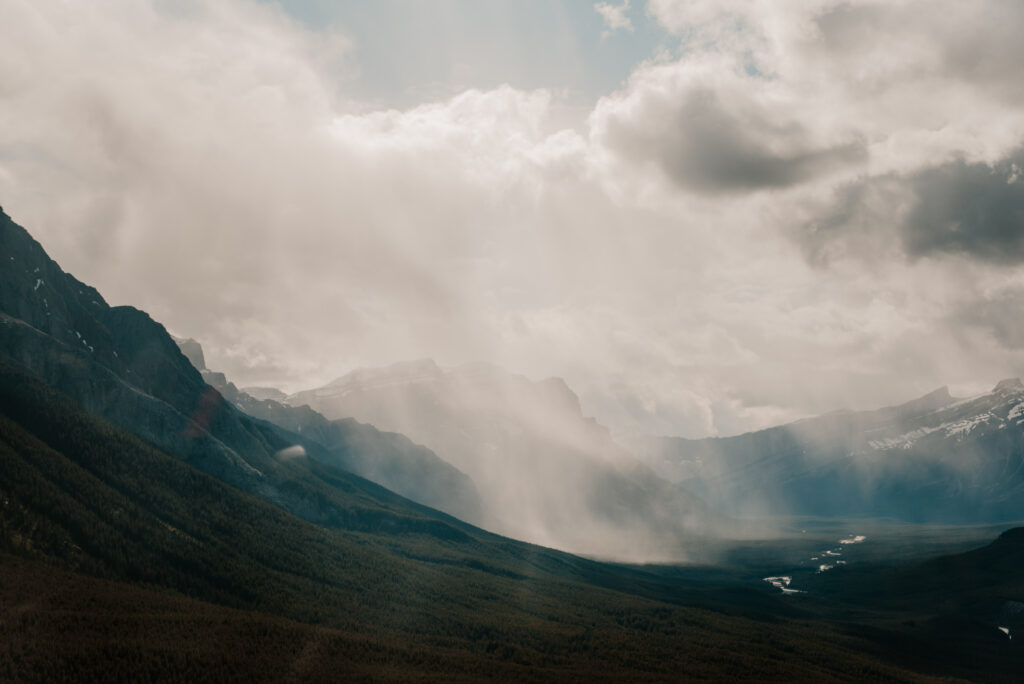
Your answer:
1;205;1022;681
241;352;1024;534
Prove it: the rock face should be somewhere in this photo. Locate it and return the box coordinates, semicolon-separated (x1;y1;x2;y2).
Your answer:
285;360;715;560
638;380;1024;522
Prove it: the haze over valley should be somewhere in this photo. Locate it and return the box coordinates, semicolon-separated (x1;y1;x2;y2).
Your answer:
3;1;1024;681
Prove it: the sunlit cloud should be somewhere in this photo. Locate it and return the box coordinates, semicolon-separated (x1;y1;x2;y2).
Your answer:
594;1;634;37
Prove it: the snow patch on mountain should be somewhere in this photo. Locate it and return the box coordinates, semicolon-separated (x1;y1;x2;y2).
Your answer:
945;413;995;438
869;426;942;450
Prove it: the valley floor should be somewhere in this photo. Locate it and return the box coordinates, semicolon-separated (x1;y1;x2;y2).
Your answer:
4;546;1021;683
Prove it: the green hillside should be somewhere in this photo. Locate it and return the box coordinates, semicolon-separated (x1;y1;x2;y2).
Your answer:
0;361;948;682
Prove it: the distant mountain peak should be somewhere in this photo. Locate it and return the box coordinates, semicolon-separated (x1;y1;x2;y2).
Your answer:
171;335;206;371
992;377;1024;394
889;384;954;418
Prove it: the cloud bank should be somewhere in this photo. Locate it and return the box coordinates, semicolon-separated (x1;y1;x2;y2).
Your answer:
3;0;1024;439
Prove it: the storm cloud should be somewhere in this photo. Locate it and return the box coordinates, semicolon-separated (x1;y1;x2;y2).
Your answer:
904;152;1024;262
803;149;1024;265
600;82;867;194
4;0;1024;440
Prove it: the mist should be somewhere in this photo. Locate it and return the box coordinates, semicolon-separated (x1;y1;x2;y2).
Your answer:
282;359;736;562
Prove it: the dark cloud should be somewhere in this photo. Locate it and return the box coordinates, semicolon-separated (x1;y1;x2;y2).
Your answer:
903;152;1024;262
803;149;1024;265
603;86;867;194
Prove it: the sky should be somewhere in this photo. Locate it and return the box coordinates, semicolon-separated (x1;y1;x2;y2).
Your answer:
3;0;1024;439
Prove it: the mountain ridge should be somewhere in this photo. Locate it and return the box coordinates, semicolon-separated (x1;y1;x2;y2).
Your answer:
638;378;1024;522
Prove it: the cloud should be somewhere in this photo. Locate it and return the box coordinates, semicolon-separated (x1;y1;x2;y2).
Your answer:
594;63;867;194
802;149;1024;265
4;0;1024;444
798;173;909;266
595;1;1024;200
811;1;1024;104
594;1;633;37
952;288;1024;351
903;152;1024;262
274;445;307;460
